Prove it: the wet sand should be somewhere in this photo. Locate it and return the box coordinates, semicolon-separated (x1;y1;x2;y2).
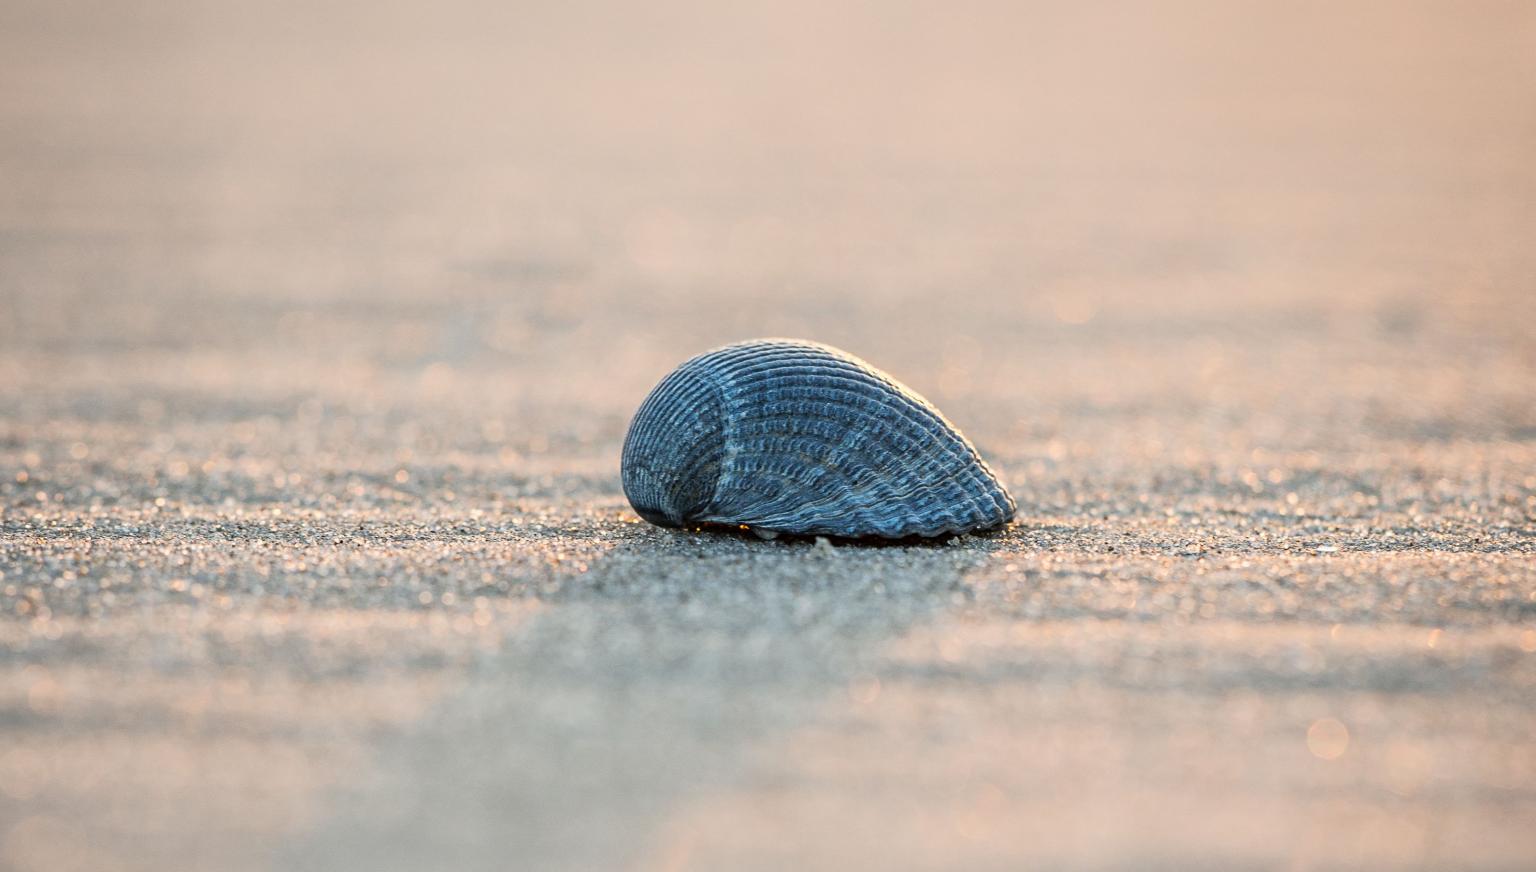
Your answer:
2;2;1535;869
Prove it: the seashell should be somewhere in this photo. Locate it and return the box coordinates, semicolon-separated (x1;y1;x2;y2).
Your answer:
621;338;1016;539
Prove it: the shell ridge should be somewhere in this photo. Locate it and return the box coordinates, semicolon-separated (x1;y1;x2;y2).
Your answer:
702;451;875;533
727;400;991;515
706;405;921;534
620;357;728;525
710;427;1000;535
726;376;969;459
725;407;958;503
708;368;885;531
730;377;956;441
701;355;745;523
708;341;1007;533
724;364;986;475
738;341;960;424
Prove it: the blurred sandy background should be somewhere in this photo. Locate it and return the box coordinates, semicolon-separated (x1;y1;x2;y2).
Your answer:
2;1;1534;870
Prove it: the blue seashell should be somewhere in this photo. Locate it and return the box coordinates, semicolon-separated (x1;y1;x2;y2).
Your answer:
622;339;1016;539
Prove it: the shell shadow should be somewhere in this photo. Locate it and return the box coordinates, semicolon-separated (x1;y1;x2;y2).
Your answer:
663;520;1018;549
288;512;1014;872
542;517;1017;609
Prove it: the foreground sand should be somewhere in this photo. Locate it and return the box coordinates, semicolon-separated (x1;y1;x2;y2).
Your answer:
2;2;1535;869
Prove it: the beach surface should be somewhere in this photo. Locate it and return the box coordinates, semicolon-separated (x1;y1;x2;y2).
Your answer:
2;2;1535;869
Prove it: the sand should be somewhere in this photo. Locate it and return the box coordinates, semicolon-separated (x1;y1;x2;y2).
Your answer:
2;1;1535;869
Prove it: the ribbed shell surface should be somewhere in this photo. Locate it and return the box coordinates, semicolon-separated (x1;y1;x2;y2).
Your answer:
621;339;1015;539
